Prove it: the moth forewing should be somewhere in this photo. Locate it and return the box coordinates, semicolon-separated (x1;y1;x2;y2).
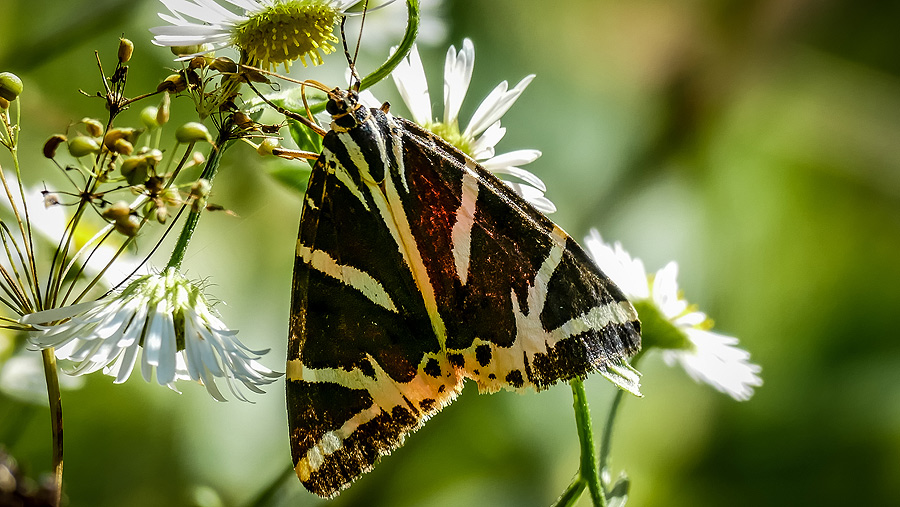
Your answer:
287;89;641;498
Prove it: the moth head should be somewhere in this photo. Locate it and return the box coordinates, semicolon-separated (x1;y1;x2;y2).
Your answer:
326;88;364;130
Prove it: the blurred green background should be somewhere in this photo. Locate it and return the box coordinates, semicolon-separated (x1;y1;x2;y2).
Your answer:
2;0;900;505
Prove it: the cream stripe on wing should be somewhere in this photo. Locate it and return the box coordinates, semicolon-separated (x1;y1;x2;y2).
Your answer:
297;244;398;312
450;166;479;286
326;151;370;211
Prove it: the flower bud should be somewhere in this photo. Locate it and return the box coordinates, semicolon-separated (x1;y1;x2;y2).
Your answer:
102;201;132;222
175;122;212;144
141;106;159;129
82;118;104;137
121;156;151;185
68;136;101;157
257;137;279;156
189;179;211;212
170;44;212;57
43;135;67;158
0;97;8;110
118;38;134;64
113;138;134;155
158;74;187;93
0;72;23;101
103;127;139;151
209;57;237;74
114;215;141;237
157;92;170;126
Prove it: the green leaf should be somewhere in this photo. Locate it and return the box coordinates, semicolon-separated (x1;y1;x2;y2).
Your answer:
267;162;310;194
288;119;323;155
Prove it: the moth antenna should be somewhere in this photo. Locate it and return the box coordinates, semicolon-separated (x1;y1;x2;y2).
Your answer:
340;0;369;93
245;80;328;138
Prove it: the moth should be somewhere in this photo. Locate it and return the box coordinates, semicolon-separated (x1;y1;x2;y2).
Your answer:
285;87;641;498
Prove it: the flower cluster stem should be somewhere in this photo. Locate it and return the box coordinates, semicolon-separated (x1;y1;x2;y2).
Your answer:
41;348;63;507
555;377;607;507
165;127;231;271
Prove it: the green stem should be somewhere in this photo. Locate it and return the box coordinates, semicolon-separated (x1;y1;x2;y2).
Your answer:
165;128;231;271
555;378;607;507
41;348;63;507
357;0;419;92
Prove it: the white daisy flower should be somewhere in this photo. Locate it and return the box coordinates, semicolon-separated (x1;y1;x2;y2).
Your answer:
585;230;763;401
22;268;281;402
388;39;554;213
150;0;365;69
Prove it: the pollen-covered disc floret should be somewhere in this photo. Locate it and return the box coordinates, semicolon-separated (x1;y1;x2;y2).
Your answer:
383;39;554;213
150;0;364;69
585;230;763;401
24;268;281;401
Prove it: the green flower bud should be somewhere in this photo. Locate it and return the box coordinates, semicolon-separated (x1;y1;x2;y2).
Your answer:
176;122;212;144
141;106;159;129
82;118;104;137
43;134;67;158
0;72;23;101
170;44;213;57
118;38;134;64
68;136;101;157
120;157;149;185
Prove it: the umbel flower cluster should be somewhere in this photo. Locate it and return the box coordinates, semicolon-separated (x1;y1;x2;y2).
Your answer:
0;0;762;506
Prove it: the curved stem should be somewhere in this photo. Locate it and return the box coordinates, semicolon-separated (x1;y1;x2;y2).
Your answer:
358;0;419;92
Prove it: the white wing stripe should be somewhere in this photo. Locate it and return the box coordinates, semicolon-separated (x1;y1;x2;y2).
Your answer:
450;166;479;286
297;244;398;313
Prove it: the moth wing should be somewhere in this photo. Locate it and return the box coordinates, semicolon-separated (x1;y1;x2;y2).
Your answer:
393;118;642;394
286;121;464;498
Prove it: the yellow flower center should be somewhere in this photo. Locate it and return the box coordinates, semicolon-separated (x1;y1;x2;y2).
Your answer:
232;0;341;70
427;121;472;157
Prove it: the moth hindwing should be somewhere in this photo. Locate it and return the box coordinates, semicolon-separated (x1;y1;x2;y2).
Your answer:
286;89;641;498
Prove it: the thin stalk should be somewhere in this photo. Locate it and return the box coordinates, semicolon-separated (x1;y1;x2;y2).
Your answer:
555;378;607;507
41;348;63;507
165;127;231;271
